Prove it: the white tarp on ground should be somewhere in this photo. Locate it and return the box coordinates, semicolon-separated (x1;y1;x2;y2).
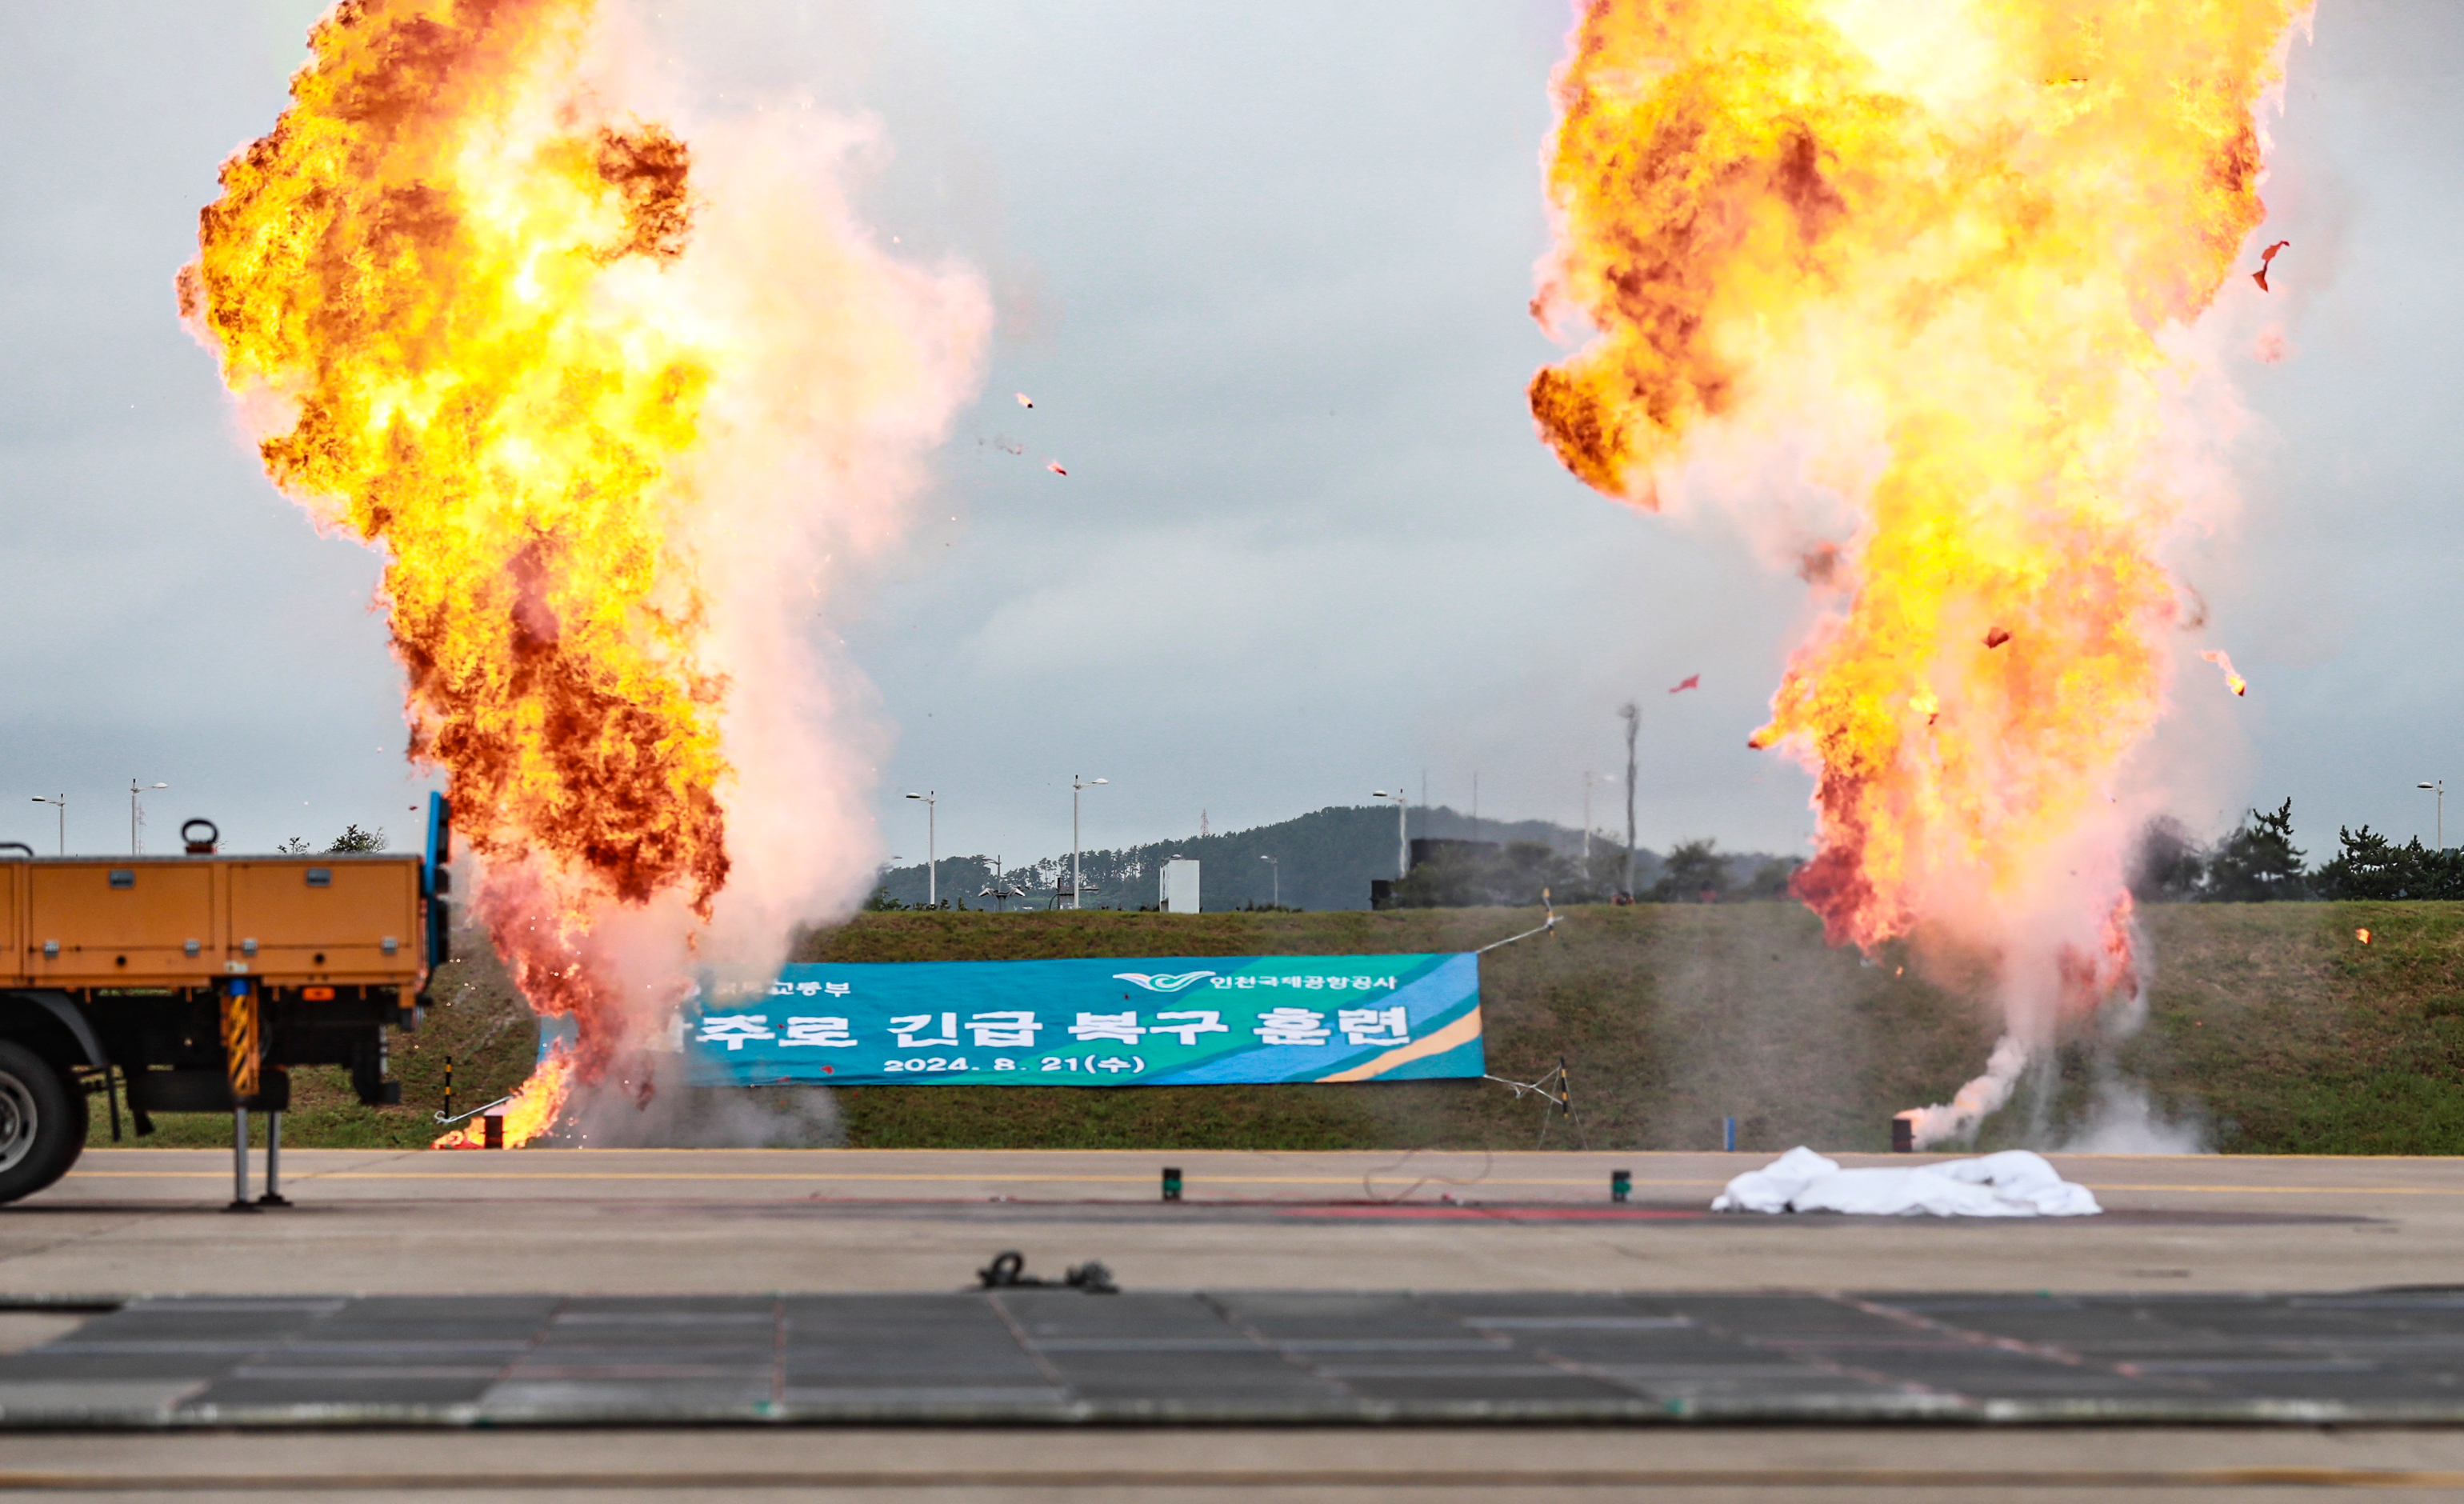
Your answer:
1710;1146;2102;1218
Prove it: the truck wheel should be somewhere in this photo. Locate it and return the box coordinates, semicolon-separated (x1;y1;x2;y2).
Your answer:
0;1041;85;1203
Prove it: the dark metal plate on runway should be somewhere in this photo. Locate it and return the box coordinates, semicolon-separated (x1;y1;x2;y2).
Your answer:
3;1288;2463;1427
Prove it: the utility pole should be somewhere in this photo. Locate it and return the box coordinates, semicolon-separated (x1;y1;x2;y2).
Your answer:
1582;771;1597;862
1071;775;1107;910
904;791;937;907
1619;702;1640;898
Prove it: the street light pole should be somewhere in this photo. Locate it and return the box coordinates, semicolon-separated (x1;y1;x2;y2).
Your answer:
1619;702;1641;899
904;791;937;907
1372;788;1407;878
1071;775;1107;910
129;781;166;855
30;795;63;856
1260;854;1279;908
2421;781;2446;852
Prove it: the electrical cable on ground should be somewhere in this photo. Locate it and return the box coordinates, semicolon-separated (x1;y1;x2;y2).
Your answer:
1359;1146;1494;1204
434;1096;511;1126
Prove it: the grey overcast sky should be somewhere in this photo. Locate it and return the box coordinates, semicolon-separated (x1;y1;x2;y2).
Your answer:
1;2;2457;874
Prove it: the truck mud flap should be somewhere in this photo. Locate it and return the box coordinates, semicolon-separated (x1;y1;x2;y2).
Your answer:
126;1066;290;1114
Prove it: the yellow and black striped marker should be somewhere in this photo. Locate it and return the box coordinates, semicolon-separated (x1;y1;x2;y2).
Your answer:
221;981;258;1099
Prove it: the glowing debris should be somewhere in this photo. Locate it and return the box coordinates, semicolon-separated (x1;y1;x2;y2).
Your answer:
2253;239;2290;292
1670;674;1700;693
2199;649;2250;697
1046;460;1067;476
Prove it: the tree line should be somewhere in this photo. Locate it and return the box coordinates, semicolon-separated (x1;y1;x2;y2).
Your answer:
2134;799;2464;902
1382;837;1798;908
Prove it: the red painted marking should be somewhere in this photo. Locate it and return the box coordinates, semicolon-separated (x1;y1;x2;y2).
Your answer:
1276;1206;1706;1221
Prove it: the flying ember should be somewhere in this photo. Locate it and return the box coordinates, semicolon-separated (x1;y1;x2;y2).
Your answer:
2200;649;2251;697
1530;0;2306;1143
181;0;986;1135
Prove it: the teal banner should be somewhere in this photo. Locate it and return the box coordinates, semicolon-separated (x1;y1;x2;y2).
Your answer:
650;954;1482;1086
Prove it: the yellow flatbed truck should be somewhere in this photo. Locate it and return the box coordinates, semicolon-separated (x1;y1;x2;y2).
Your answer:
0;796;449;1206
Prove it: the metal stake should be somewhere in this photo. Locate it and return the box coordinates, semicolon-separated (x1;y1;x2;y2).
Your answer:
257;1111;290;1207
226;1107;258;1213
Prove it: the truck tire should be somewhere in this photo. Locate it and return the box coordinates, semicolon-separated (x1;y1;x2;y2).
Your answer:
0;1041;85;1204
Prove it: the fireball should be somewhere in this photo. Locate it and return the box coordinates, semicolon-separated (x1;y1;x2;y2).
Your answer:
183;0;986;1129
1530;0;2306;1138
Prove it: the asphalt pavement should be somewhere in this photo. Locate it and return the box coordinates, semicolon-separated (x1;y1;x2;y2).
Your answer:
2;1147;2453;1297
4;1148;2459;1498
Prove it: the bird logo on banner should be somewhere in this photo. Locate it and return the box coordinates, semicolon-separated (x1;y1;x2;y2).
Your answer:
1113;971;1218;993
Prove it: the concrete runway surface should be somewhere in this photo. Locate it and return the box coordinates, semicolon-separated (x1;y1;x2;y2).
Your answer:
0;1148;2458;1500
6;1426;2464;1501
0;1146;2454;1295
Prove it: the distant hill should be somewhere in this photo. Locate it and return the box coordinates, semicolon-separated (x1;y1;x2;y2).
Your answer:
869;804;1791;912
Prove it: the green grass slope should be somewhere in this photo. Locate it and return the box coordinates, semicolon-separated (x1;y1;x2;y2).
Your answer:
98;902;2464;1153
2111;902;2464;1154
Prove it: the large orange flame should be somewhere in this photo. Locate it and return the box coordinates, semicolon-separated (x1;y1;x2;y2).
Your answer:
182;0;725;1102
182;0;988;1132
1531;0;2305;1138
433;1045;574;1149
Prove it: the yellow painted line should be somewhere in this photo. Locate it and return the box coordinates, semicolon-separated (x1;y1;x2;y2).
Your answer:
64;1170;2464;1197
3;1470;2463;1490
2081;1182;2464;1195
66;1171;1727;1187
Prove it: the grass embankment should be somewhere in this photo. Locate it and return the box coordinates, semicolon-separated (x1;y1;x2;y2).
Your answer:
2109;902;2464;1154
99;902;2464;1153
804;906;1988;1154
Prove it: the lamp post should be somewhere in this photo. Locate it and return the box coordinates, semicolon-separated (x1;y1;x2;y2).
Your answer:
2421;781;2446;852
1581;770;1607;862
904;791;937;907
1371;788;1407;878
30;795;62;856
129;781;166;855
1071;775;1107;910
1618;702;1641;899
1260;853;1279;908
